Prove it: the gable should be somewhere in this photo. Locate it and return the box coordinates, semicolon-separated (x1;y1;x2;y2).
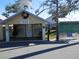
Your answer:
2;11;47;25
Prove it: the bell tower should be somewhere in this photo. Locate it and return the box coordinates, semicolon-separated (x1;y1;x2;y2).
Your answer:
18;0;32;10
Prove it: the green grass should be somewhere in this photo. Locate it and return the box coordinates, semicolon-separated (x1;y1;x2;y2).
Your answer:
49;33;56;39
46;30;56;40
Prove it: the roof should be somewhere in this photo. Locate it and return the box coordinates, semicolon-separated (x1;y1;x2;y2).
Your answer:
46;16;79;23
1;10;49;24
59;18;79;22
0;19;3;25
46;16;56;24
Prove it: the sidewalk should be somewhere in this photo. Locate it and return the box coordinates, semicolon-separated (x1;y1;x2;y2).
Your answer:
0;39;79;49
0;39;79;45
69;39;79;43
0;39;79;59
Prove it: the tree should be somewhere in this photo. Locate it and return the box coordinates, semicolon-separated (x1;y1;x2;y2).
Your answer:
2;0;19;18
2;0;32;18
35;0;79;41
35;0;79;18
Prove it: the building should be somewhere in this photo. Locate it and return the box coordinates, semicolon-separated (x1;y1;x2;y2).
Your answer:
59;18;79;40
46;16;56;27
0;11;47;42
46;17;79;40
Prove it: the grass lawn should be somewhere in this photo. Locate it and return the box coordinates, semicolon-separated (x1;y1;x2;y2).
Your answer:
46;30;56;40
49;33;56;39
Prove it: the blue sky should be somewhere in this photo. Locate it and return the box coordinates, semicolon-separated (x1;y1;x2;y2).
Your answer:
0;0;79;21
0;0;16;19
0;0;15;13
0;0;48;20
0;0;42;13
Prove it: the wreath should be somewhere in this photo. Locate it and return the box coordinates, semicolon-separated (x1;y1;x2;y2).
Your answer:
21;11;29;19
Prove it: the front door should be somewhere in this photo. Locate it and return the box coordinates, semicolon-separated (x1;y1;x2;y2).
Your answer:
26;24;32;37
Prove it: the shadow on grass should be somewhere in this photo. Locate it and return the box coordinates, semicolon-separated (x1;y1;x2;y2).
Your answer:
10;42;79;59
0;41;39;52
0;41;29;48
0;40;69;48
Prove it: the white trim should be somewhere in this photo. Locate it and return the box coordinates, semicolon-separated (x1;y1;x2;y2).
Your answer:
5;25;10;42
42;24;46;40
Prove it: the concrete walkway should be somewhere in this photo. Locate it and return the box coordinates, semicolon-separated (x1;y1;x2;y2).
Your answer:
0;40;79;59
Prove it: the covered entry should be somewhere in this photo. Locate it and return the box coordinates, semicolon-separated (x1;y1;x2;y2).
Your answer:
10;24;42;41
0;11;46;42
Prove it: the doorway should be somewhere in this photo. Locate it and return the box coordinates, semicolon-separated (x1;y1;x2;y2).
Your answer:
10;24;42;41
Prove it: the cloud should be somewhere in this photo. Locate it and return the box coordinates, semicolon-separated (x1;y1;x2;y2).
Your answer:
0;15;6;20
66;10;79;18
59;10;79;22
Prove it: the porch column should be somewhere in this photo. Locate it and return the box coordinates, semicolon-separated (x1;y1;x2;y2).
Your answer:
0;25;3;41
42;24;46;40
5;25;10;42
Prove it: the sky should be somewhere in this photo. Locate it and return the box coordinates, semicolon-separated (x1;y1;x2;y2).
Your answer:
0;0;16;20
0;0;79;21
59;10;79;22
0;0;46;20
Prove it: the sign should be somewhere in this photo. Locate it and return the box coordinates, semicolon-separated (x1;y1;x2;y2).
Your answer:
19;19;29;24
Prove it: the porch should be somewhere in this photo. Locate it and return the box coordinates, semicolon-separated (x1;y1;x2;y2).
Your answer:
2;24;45;42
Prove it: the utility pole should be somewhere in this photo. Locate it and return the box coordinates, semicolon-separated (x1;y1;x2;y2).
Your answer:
56;0;59;41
